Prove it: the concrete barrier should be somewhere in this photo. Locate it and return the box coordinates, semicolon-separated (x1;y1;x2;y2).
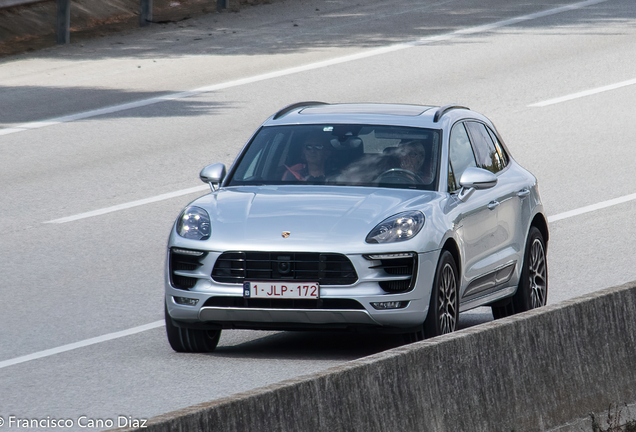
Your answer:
113;281;636;432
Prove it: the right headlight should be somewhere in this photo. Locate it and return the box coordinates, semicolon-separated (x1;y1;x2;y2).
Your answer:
366;211;425;244
176;206;211;240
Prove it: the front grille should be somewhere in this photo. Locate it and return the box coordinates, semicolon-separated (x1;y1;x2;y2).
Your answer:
371;255;417;293
170;248;207;290
212;252;358;285
203;297;365;310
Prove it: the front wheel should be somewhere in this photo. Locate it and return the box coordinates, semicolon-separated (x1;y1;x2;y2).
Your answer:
423;250;459;338
165;304;221;353
512;226;548;312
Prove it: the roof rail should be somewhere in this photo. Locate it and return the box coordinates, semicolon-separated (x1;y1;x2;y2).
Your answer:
433;104;470;123
273;101;329;120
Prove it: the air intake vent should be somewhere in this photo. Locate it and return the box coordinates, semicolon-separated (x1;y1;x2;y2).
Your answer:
371;255;417;293
379;279;412;292
212;252;358;285
169;248;207;290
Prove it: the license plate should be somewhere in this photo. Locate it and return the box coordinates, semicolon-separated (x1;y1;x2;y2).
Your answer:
243;282;319;299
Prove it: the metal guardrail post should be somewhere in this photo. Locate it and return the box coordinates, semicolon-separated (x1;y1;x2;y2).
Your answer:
56;0;70;45
140;0;152;26
217;0;229;12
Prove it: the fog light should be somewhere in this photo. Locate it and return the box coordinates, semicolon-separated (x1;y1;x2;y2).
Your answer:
371;301;409;310
174;296;199;306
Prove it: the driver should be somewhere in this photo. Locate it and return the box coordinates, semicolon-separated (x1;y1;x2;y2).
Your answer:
396;140;425;171
393;140;431;183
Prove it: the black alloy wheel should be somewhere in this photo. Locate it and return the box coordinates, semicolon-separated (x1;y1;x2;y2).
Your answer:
491;226;548;319
513;226;548;312
423;250;459;338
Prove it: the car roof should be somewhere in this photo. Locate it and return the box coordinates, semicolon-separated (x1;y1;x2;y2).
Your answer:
262;102;474;128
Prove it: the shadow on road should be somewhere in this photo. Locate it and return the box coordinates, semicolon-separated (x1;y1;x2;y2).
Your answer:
209;310;493;361
0;85;236;126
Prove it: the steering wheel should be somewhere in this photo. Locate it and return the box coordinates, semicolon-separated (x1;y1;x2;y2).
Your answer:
374;168;423;185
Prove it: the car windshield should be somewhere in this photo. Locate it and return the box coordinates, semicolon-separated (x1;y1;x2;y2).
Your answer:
228;124;441;190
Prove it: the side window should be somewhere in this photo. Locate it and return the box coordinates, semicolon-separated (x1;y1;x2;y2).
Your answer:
465;122;505;173
448;122;477;192
486;127;509;169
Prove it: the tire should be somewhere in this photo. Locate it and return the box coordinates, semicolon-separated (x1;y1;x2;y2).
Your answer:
165;304;221;353
512;226;548;312
423;250;459;338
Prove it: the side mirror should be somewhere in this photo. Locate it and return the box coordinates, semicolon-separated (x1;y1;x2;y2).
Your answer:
200;163;226;192
457;167;497;201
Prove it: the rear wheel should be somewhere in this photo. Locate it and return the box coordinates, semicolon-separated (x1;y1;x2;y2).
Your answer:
165;304;221;353
490;227;548;319
423;250;459;338
513;226;548;312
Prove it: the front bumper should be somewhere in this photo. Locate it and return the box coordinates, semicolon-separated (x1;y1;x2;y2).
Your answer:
165;248;440;331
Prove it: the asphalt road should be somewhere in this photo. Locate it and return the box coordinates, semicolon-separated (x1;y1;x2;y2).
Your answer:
1;0;636;429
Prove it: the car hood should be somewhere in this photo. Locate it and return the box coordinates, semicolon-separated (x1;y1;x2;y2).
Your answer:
187;185;441;251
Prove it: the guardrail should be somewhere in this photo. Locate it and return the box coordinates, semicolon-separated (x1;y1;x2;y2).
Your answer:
0;0;43;7
0;0;230;45
113;281;636;432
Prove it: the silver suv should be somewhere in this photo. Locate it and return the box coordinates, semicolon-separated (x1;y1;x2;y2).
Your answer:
165;102;548;352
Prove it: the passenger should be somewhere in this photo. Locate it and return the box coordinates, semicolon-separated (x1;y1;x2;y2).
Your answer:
283;135;332;181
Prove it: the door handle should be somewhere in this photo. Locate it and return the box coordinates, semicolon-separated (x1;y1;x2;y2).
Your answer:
517;189;530;198
488;201;500;210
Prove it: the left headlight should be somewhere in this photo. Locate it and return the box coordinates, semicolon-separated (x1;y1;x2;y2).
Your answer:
366;211;425;244
177;206;211;240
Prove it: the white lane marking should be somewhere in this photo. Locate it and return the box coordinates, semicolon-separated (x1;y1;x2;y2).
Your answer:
547;192;636;223
0;0;607;137
44;185;209;224
0;321;164;370
529;77;636;107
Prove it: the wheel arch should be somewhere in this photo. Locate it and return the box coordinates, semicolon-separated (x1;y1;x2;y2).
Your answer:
530;212;549;247
441;237;461;276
